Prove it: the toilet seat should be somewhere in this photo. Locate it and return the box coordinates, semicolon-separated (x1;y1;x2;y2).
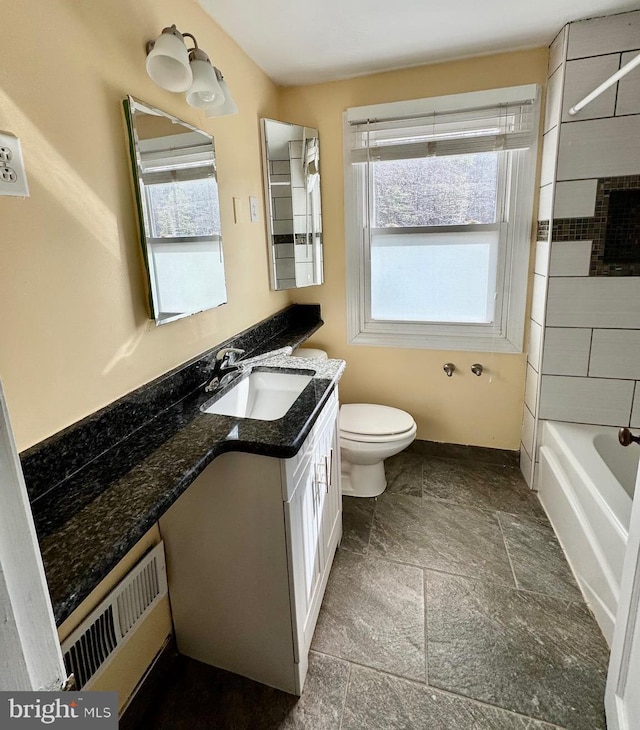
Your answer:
340;404;416;442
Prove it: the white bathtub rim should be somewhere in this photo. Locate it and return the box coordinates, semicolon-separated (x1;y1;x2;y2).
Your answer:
542;421;632;535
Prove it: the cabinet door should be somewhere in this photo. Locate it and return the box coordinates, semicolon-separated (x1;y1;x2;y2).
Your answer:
320;416;342;560
285;459;323;659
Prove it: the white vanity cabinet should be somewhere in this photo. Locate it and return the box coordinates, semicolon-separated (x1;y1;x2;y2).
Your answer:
159;388;341;695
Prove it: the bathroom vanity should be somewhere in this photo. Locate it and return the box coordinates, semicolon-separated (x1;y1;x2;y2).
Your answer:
160;387;341;694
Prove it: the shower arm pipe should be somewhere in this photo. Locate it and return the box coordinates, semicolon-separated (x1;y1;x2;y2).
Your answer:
568;50;640;116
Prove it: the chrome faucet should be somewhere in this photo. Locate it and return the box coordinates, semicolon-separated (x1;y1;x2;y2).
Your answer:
205;347;246;392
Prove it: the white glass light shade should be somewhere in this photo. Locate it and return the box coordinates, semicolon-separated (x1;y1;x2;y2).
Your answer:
186;51;225;109
205;72;238;117
146;27;192;92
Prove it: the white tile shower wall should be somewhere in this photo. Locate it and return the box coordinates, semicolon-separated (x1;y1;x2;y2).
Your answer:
553;179;598;218
539;375;634;425
546;277;640;328
561;54;620;122
530;273;548;325
589;330;640;379
631;386;640;428
527;319;543;372
538;184;553;220
617;50;640;115
525;364;539;414
567;11;640;59
520;447;533;487
520;30;566;481
542;327;591;376
549;241;592;276
534;240;550;276
522;405;536;458
549;26;567;76
521;10;640;485
557;115;640;180
540;125;559;186
544;66;564;133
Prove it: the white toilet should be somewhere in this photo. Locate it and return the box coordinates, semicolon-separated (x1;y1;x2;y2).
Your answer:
292;348;417;498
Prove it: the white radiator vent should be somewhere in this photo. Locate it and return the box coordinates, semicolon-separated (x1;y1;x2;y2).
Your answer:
61;542;167;689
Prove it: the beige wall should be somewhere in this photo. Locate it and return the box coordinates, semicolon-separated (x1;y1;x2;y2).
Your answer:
0;0;289;451
280;49;548;449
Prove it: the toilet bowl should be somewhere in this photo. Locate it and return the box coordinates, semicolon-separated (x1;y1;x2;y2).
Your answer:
292;348;417;498
340;404;416;497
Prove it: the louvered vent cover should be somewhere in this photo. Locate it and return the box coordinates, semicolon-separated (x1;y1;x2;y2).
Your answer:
61;542;167;689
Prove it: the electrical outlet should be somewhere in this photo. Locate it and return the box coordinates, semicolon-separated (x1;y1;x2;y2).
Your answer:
0;132;29;197
0;167;17;183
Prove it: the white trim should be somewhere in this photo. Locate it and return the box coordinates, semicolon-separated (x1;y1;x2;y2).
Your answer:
346;84;539;124
0;381;66;691
343;88;539;353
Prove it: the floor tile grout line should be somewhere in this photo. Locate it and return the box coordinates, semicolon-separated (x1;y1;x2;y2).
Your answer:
496;511;521;590
337;659;352;730
309;649;428;686
423;568;429;686
309;649;567;728
358;551;586;606
364;496;377;554
386;485;546;522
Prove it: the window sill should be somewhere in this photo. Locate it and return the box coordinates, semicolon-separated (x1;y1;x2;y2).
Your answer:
348;328;522;353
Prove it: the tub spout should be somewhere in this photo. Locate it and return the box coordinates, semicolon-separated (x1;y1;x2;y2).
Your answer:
618;428;640;447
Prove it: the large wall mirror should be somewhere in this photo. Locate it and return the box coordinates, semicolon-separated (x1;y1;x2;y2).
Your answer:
261;119;323;290
124;96;227;325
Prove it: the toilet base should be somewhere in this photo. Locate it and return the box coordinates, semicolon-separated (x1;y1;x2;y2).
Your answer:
341;461;387;498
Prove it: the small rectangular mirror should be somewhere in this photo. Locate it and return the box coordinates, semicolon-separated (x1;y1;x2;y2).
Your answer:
124;96;227;325
261;119;323;290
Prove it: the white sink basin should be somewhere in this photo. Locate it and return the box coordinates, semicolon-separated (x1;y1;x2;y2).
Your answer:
201;369;314;421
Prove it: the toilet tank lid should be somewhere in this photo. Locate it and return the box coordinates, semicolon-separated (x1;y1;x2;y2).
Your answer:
340;404;415;436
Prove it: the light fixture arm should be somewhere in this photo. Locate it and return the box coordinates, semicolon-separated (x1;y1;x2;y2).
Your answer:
181;32;199;51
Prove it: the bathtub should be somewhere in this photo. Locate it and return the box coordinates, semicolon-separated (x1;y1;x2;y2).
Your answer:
537;421;638;645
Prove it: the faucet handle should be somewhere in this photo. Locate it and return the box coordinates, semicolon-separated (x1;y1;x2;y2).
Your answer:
216;347;245;366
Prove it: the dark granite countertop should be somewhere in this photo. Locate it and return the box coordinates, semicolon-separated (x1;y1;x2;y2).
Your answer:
39;354;345;625
19;304;345;626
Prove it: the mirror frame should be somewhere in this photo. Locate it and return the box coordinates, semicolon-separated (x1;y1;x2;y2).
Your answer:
124;95;227;325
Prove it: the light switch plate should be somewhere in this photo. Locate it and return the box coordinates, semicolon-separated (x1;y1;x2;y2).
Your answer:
233;197;241;223
0;132;29;197
249;196;259;222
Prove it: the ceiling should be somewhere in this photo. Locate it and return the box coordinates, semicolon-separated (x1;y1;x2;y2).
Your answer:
199;0;637;86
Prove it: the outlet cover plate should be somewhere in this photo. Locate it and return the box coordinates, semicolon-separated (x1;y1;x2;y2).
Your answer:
0;132;29;197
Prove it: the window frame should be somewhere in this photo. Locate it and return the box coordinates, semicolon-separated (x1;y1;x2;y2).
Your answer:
343;86;540;353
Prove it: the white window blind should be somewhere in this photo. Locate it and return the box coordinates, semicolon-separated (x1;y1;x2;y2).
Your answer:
348;96;538;163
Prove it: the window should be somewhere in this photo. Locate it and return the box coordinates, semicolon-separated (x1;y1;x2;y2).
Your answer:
344;85;540;352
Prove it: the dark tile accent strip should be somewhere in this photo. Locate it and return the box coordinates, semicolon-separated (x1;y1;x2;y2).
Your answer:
536;220;550;241
273;234;294;244
21;304;322;507
551;216;598;241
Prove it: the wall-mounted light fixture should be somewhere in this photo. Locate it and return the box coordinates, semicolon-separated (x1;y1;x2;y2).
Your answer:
145;25;238;117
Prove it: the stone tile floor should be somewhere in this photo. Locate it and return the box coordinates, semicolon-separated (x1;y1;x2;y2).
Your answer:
144;441;609;729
